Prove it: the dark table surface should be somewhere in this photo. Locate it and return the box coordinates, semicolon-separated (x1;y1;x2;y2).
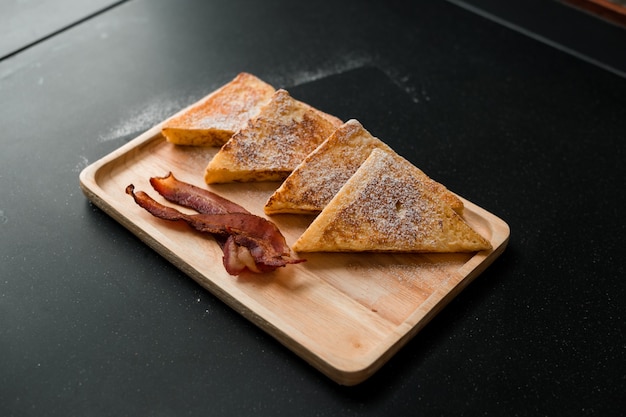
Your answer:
2;0;625;415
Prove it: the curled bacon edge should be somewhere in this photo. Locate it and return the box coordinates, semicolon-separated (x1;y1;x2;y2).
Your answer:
125;172;305;275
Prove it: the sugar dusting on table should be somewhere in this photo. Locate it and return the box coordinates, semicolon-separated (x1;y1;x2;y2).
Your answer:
97;96;192;143
272;51;375;87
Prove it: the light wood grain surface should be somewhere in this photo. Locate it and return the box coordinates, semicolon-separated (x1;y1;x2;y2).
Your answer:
80;119;509;385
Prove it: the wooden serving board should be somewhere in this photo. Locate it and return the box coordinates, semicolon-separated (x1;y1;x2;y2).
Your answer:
79;85;509;386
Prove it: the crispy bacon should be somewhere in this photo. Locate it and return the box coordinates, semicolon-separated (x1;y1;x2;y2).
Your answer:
150;173;249;215
223;236;260;274
125;173;304;275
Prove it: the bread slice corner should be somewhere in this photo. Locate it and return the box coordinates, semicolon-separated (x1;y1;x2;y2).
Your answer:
292;148;491;253
265;119;464;215
204;88;342;184
162;72;275;146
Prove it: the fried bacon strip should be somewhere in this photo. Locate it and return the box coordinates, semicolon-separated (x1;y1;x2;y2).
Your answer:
126;173;304;275
149;173;249;215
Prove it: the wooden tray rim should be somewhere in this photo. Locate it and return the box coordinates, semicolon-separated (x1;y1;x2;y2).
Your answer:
79;120;510;385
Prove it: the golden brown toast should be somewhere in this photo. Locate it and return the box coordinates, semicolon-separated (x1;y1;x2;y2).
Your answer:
204;89;343;183
264;119;463;215
292;148;492;253
161;73;275;146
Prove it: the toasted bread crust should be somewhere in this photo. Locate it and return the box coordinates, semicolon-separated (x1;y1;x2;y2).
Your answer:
264;119;463;215
162;72;275;146
264;119;391;214
204;89;342;183
292;149;491;253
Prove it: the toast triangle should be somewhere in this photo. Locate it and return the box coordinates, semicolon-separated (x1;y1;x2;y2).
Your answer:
264;119;463;215
292;148;492;253
204;89;342;183
161;73;275;146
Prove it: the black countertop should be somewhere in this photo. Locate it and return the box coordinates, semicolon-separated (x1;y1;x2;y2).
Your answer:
2;0;625;415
